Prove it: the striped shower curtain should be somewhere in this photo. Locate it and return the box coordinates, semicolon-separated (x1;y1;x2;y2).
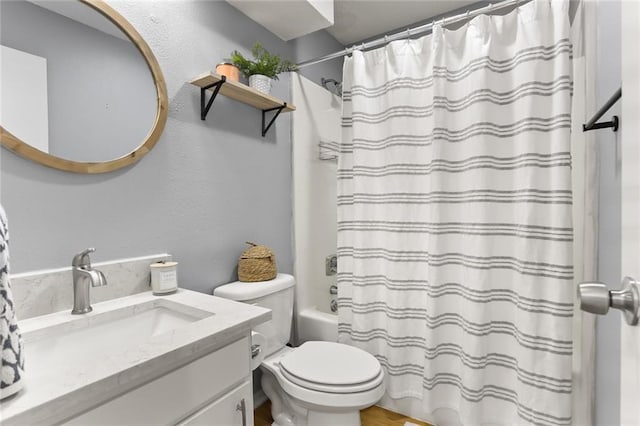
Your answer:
337;1;574;425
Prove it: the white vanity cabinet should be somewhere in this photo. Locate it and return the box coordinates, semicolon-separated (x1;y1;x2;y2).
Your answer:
65;336;253;426
2;290;270;426
178;381;252;425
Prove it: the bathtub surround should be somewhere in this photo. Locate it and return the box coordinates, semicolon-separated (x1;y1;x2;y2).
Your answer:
10;254;171;320
291;74;341;342
338;1;574;424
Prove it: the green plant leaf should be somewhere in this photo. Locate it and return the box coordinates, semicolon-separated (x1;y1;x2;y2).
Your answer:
227;42;298;80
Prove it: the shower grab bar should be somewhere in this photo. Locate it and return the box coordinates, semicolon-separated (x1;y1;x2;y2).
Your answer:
583;87;621;132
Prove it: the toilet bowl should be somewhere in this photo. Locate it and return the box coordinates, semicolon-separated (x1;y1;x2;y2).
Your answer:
213;274;385;426
261;343;385;426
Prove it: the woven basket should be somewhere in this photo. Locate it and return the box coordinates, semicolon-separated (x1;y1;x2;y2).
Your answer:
238;241;277;282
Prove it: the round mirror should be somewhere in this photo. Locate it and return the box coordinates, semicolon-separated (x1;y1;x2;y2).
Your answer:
0;0;168;173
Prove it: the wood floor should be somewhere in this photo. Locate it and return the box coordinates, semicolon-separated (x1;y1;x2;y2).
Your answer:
254;401;431;426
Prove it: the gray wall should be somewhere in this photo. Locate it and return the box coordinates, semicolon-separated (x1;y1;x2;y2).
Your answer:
0;0;340;295
1;1;156;162
291;30;344;86
595;0;622;424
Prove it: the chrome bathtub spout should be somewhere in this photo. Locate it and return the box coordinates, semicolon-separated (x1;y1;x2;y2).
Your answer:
71;248;107;314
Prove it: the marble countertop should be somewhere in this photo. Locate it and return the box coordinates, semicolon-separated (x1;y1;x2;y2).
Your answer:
1;289;271;425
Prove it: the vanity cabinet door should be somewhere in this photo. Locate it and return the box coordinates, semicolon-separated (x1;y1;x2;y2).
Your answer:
63;336;250;425
178;381;253;426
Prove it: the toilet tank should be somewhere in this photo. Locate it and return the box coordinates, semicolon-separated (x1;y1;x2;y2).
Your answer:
213;274;295;357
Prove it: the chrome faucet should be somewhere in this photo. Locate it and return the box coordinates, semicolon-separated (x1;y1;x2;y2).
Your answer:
71;248;107;314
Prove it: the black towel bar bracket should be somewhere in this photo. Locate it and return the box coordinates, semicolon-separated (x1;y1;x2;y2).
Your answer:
583;87;622;132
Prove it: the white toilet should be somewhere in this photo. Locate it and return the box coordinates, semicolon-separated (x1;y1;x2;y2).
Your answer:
214;274;385;426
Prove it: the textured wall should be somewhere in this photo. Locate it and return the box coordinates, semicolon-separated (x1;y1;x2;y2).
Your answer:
0;0;341;295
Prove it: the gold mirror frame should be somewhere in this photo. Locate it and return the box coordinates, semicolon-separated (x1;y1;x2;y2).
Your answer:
0;0;168;174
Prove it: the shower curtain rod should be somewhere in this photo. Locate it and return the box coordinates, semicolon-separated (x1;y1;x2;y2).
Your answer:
296;0;527;68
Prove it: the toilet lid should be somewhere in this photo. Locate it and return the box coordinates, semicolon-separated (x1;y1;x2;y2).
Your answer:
279;341;382;391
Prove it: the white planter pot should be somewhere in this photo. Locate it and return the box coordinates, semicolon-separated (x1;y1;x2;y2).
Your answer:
249;74;272;94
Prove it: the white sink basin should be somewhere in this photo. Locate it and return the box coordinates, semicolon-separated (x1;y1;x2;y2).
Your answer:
23;299;212;382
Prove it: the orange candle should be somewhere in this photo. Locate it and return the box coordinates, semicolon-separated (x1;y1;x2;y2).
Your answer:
215;62;240;82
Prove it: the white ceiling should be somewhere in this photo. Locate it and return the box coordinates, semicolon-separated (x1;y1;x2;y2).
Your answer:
31;0;479;48
326;0;479;45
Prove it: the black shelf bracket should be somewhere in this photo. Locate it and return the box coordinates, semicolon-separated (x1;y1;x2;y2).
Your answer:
583;87;621;132
262;103;287;137
200;75;226;120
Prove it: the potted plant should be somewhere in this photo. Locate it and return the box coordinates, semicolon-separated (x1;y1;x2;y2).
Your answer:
228;42;297;94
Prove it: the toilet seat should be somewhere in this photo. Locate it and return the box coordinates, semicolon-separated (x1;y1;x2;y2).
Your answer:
278;341;383;394
261;346;386;410
280;366;384;394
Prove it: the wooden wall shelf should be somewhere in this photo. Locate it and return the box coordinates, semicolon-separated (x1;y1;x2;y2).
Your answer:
190;72;296;137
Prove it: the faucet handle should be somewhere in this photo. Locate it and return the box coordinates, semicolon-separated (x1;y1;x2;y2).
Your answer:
72;248;96;267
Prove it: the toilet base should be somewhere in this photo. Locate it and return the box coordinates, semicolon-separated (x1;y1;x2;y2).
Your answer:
261;368;364;426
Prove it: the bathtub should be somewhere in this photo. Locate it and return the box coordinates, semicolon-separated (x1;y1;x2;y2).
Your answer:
297;307;338;343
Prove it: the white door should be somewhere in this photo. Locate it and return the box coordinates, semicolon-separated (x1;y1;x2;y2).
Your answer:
620;1;640;424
